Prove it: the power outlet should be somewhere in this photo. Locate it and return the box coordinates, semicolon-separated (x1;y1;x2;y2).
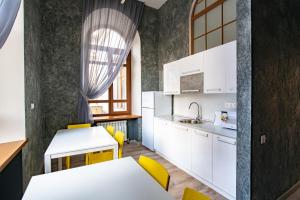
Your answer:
260;135;267;144
31;103;35;110
225;102;237;109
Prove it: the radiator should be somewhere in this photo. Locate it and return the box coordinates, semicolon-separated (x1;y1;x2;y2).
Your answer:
97;120;127;141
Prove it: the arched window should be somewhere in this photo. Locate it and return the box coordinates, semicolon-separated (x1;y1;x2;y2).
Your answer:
88;28;131;116
190;0;236;54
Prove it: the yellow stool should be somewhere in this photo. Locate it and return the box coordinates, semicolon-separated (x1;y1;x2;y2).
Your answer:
66;123;91;168
138;155;170;191
106;125;115;137
88;130;125;164
182;187;211;200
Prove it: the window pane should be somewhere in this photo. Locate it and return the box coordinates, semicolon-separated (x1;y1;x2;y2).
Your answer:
206;0;218;7
223;0;236;24
90;103;109;115
224;22;236;43
207;5;222;32
194;16;205;38
113;103;127;112
207;28;222;49
194;36;206;53
194;1;205;15
94;90;109;100
113;66;127;100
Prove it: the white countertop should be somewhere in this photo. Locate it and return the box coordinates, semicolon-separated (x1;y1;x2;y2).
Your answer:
155;115;237;139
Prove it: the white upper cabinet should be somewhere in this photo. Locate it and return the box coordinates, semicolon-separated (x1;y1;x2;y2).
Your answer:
163;62;181;95
180;51;204;76
203;41;236;94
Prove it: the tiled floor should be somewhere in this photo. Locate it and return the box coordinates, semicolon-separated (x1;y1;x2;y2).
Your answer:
51;142;227;200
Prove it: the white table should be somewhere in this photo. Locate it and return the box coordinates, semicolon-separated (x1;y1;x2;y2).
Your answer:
44;126;118;173
23;157;174;200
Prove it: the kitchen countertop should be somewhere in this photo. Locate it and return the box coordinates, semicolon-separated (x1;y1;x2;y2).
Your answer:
155;115;237;139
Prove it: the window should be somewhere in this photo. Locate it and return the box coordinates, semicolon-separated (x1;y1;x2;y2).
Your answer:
190;0;236;54
88;29;131;116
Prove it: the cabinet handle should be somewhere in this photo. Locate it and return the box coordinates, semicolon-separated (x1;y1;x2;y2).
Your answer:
194;131;208;137
217;137;236;145
181;69;201;75
206;88;222;92
182;89;200;93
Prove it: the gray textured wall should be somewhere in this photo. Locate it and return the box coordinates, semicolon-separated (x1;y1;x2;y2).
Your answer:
139;6;159;91
158;0;193;90
236;0;251;199
251;0;300;199
40;0;82;149
23;0;44;188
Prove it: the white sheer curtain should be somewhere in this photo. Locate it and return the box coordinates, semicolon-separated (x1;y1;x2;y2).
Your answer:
0;0;21;48
78;0;144;122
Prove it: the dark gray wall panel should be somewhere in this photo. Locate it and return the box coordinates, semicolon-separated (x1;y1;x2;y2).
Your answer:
251;0;300;199
158;0;193;90
236;0;251;199
40;0;82;148
23;0;44;188
139;6;159;91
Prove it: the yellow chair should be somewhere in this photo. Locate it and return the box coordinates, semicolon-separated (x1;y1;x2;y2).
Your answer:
66;123;91;168
106;125;115;137
138;155;170;191
88;130;125;164
182;187;211;200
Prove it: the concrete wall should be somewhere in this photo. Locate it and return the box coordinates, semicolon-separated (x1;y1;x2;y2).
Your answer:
0;1;25;143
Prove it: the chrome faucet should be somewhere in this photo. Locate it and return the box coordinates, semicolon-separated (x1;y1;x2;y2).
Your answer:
189;102;202;122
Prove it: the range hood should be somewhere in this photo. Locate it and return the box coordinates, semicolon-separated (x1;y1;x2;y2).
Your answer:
180;72;204;93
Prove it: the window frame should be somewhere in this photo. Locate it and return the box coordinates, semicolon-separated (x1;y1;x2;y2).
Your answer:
89;52;132;117
190;0;236;54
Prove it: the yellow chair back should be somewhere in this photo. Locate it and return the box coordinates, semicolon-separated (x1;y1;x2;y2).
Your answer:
106;125;115;136
67;123;91;129
182;188;211;200
66;123;91;167
114;131;125;158
138;155;170;191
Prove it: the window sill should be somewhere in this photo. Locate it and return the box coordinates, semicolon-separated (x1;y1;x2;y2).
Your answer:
93;114;142;123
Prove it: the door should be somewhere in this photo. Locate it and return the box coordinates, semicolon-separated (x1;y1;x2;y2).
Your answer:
168;124;189;170
213;135;236;197
190;129;213;183
163;63;181;95
142;108;154;150
225;41;237;93
203;45;227;93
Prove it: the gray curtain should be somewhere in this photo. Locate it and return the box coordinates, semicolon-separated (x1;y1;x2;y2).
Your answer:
0;0;21;48
78;0;144;122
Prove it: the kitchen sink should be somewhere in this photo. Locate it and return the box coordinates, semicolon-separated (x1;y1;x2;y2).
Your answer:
179;119;202;124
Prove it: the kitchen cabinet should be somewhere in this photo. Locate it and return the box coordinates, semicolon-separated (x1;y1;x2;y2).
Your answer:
180;51;204;76
168;123;190;170
213;134;236;197
190;128;213;183
163;63;181;95
203;41;236;94
154;118;171;158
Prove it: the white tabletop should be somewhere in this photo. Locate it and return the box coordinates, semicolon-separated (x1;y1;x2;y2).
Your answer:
45;126;117;156
23;157;174;200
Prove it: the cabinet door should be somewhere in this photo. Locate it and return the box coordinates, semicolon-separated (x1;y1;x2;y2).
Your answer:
180;51;204;76
153;118;165;152
168;124;189;169
203;45;227;93
157;120;170;158
163;63;181;95
190;129;213;183
213;135;236;197
225;41;237;93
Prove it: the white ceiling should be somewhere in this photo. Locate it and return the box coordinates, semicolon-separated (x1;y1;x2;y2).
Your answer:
139;0;168;9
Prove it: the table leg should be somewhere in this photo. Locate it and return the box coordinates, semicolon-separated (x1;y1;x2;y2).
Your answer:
58;157;62;170
113;145;118;159
44;155;51;174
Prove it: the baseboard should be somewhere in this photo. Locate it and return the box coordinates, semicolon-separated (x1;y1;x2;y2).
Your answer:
277;181;300;200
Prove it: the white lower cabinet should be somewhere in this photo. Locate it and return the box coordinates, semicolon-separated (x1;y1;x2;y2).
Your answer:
154;118;236;199
190;128;213;183
213;135;236;197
